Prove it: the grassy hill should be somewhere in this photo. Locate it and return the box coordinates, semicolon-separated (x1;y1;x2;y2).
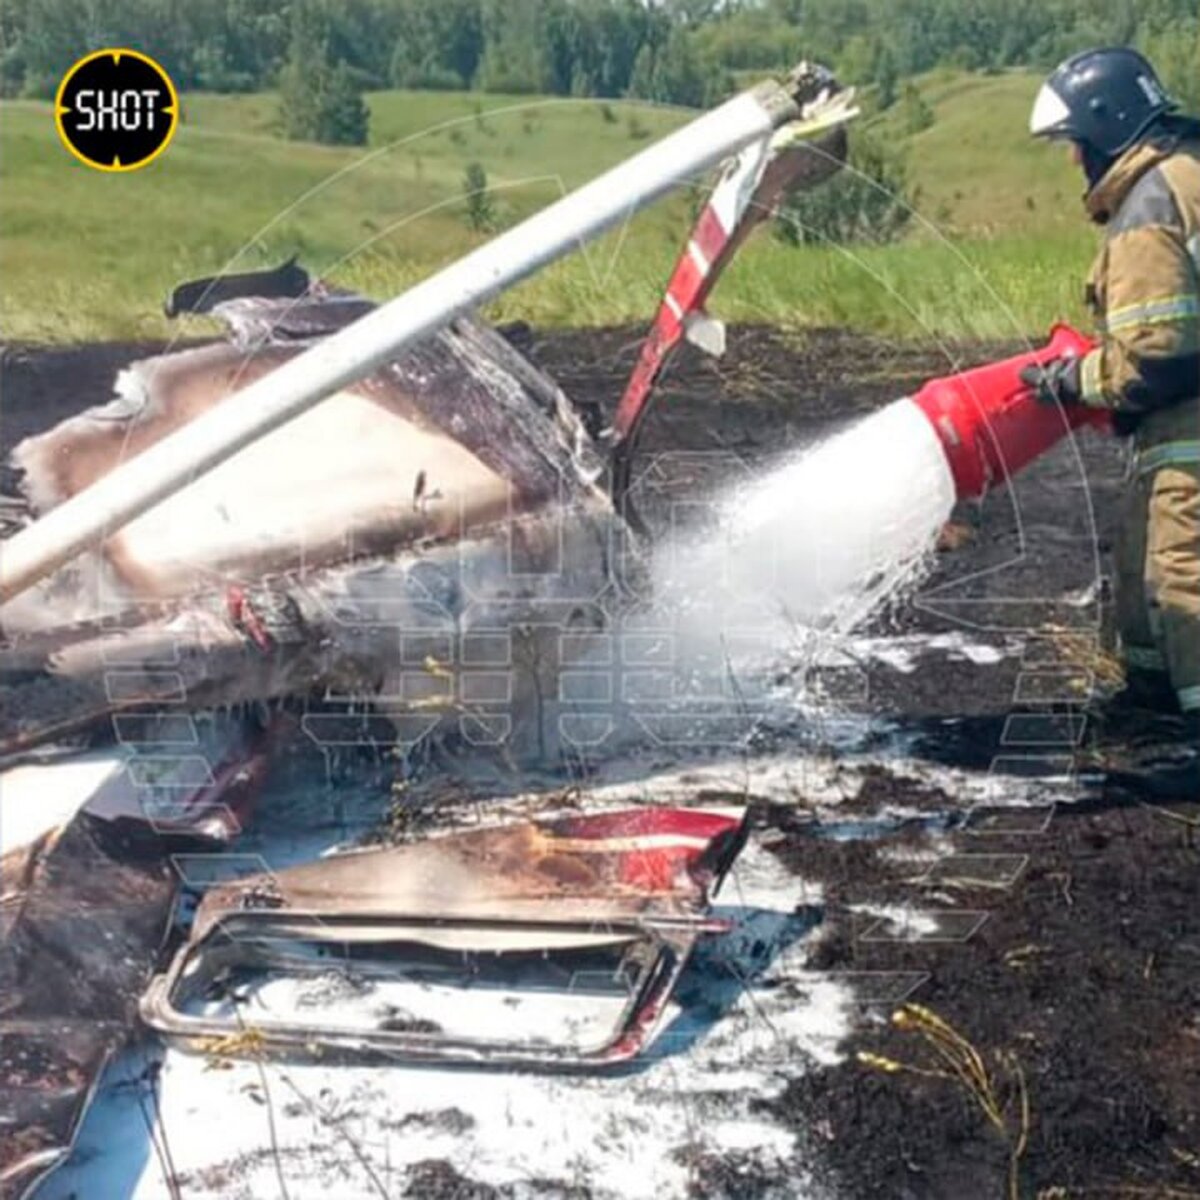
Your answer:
0;92;686;341
0;73;1097;344
870;69;1086;235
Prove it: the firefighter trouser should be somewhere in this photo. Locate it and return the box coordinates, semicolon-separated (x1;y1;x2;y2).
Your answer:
1113;410;1200;713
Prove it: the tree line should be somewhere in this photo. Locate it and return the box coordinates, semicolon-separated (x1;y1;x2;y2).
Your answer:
3;0;1197;111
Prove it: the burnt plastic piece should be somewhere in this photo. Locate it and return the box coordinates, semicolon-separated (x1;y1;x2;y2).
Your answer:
163;256;310;317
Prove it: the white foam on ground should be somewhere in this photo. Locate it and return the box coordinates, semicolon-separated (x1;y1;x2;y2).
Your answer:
410;743;1035;834
42;831;847;1200
848;903;941;937
845;632;1012;675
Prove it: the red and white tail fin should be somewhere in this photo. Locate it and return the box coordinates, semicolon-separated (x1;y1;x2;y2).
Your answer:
609;70;858;523
610;135;775;447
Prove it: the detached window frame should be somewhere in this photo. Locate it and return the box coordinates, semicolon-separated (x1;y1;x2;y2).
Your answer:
140;909;731;1069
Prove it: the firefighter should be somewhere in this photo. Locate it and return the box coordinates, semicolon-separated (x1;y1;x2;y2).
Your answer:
1023;47;1200;725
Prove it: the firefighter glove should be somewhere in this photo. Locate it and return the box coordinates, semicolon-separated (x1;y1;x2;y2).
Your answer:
1019;356;1083;406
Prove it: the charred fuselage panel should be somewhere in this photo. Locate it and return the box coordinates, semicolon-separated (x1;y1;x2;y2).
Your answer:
7;304;604;620
0;717;275;1199
140;806;749;1068
1;294;624;764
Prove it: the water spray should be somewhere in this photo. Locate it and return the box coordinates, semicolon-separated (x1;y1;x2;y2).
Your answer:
649;326;1108;652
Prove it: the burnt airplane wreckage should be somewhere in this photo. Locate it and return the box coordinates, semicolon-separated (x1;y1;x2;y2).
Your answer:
0;66;857;1196
140;805;752;1068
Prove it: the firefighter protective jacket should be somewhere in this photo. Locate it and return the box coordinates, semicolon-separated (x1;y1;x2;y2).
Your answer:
1081;124;1200;713
1079;127;1200;431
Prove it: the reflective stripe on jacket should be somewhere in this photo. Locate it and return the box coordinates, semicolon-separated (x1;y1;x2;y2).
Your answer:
1078;132;1200;423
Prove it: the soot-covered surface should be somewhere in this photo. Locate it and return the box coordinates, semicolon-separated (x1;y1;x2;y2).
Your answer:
767;801;1200;1199
3;328;1197;1200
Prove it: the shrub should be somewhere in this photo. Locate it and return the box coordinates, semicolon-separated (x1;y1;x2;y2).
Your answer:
277;3;369;146
775;131;915;246
898;82;934;135
462;161;496;232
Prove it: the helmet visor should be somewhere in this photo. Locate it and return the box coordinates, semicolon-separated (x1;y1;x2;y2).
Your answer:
1029;82;1073;139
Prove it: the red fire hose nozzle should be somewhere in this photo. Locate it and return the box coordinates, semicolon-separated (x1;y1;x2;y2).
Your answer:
911;323;1109;500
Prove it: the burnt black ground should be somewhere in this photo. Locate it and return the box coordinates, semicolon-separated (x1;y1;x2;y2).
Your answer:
763;801;1200;1199
539;326;1198;1200
3;329;1197;1199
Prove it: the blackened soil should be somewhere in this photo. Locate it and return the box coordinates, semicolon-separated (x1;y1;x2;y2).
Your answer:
4;328;1195;1200
764;801;1200;1199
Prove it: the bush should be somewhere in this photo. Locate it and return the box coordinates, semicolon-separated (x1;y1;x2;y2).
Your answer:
279;59;368;145
775;131;915;246
320;63;369;145
898;82;934;134
462;161;495;232
277;3;369;146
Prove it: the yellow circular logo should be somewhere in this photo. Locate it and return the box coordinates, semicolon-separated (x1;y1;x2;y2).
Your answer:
55;48;179;172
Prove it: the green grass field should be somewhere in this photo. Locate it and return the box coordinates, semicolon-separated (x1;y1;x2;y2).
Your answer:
0;72;1097;344
870;69;1086;235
